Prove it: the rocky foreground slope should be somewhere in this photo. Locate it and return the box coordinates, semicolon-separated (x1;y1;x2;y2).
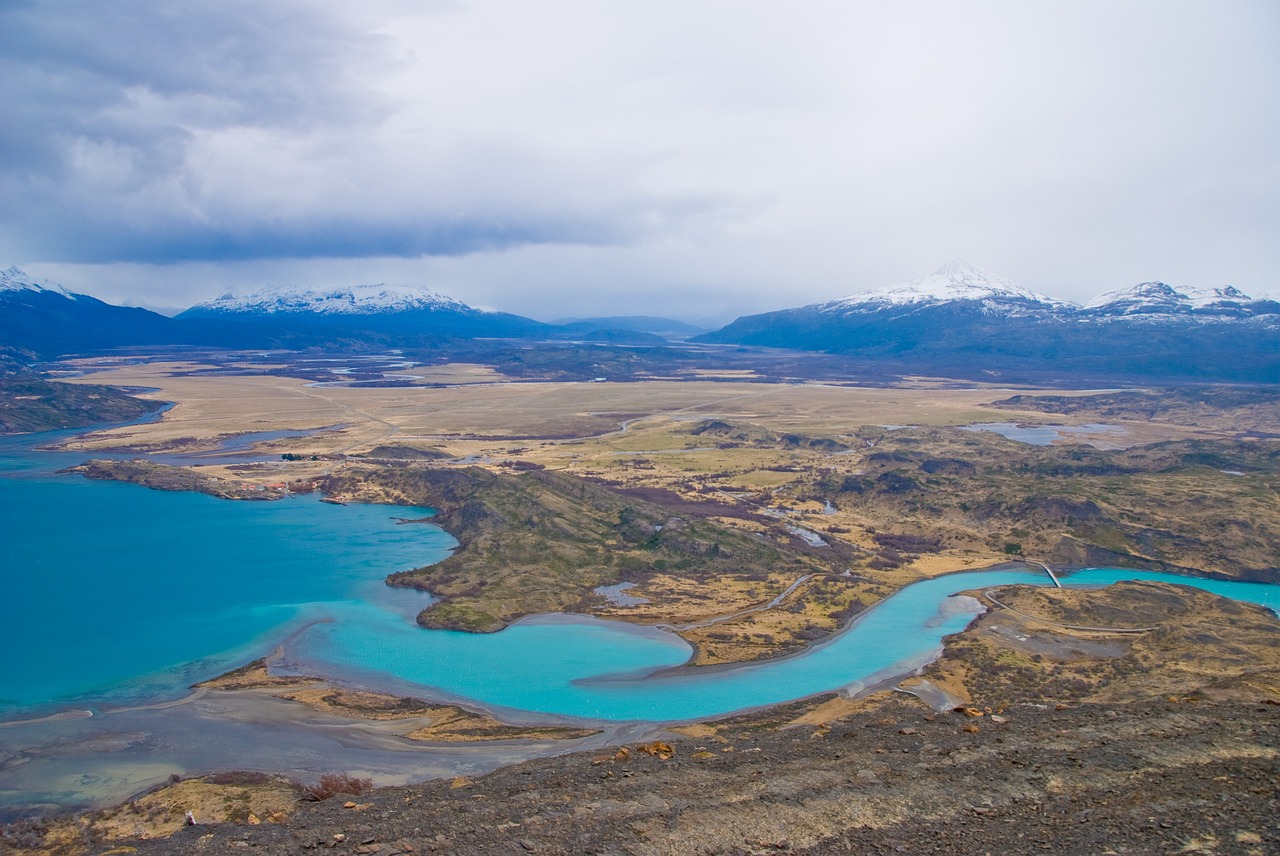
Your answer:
40;699;1274;856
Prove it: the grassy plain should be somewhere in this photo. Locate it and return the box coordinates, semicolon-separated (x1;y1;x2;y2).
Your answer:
56;357;1179;456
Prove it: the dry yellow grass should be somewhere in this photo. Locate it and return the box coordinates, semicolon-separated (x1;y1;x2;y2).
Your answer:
275;687;438;721
17;777;299;854
63;360;1202;456
595;572;797;626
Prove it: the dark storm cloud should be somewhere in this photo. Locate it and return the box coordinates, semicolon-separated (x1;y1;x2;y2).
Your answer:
50;205;686;264
0;0;713;264
0;0;387;259
0;1;378;170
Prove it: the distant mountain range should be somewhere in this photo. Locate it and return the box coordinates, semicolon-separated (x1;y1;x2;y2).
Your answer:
695;260;1280;382
3;262;1277;382
0;268;694;358
176;282;550;345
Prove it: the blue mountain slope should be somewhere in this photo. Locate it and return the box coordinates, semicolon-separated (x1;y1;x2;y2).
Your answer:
697;262;1280;382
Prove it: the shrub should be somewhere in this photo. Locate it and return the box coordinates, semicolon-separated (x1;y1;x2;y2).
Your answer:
0;819;48;850
296;772;374;802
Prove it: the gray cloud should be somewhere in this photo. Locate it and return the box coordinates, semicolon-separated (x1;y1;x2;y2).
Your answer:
0;1;387;256
0;1;383;167
5;0;1279;318
0;0;751;265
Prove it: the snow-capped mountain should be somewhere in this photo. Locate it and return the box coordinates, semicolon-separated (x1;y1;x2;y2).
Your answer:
0;265;76;298
0;267;175;359
1083;282;1274;318
176;281;547;344
697;262;1279;382
186;282;477;316
822;260;1068;315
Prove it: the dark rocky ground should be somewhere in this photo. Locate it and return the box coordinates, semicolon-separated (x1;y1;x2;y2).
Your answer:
108;696;1277;856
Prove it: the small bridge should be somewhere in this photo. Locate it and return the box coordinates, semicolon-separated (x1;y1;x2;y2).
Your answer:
1029;560;1062;588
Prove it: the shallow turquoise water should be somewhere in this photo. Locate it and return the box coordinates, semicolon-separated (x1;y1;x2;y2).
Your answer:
295;567;1280;722
0;451;454;714
3;428;1278;724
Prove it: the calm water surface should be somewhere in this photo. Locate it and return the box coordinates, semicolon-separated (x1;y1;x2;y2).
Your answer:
0;428;453;715
959;422;1126;445
292;567;1280;722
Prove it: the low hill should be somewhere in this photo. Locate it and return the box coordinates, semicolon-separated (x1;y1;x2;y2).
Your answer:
0;366;164;433
551;315;707;339
926;580;1280;706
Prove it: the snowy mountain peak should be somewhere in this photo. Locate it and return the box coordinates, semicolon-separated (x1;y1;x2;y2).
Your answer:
0;266;75;298
824;260;1067;313
188;282;476;316
1179;284;1252;308
1084;282;1174;310
1084;281;1259;315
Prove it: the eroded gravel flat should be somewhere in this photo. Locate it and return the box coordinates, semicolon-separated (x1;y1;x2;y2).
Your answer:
123;697;1278;856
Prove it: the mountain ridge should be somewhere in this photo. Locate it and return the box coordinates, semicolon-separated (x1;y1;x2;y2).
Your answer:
821;260;1070;315
795;260;1276;320
695;261;1280;383
0;265;76;298
174;279;549;346
3;262;1277;381
182;282;480;317
0;266;176;360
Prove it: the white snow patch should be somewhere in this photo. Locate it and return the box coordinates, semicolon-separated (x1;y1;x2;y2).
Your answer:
189;282;475;315
821;260;1069;314
0;266;77;299
1083;282;1259;313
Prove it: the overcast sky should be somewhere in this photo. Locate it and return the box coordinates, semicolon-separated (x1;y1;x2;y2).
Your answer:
2;1;1277;322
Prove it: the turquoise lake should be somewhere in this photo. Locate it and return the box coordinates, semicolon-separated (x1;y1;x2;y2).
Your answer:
2;428;1279;725
0;460;453;713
